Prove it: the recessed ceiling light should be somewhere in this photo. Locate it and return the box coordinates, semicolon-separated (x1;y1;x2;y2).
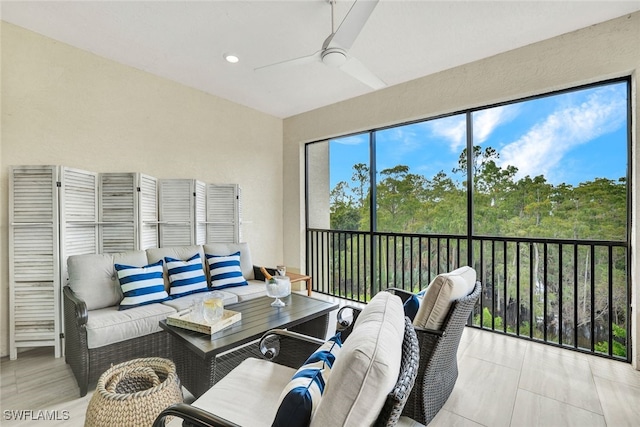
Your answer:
223;53;239;64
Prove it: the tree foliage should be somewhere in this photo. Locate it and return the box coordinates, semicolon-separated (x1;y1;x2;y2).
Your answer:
328;145;628;356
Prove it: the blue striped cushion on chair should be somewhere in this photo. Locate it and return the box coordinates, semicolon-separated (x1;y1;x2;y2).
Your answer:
115;260;169;310
272;334;342;427
165;253;209;298
206;252;248;290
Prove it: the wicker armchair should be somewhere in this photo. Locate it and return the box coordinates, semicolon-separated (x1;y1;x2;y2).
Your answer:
153;316;420;427
337;281;481;425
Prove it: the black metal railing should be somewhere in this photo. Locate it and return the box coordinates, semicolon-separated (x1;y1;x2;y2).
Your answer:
306;229;630;361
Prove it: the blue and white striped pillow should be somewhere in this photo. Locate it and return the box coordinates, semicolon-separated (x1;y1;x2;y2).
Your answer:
115;260;169;310
272;334;342;427
206;251;248;290
165;253;209;298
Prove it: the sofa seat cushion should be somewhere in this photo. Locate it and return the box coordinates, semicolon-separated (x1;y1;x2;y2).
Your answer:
160;290;238;312
67;251;148;311
86;303;176;349
311;291;404;427
171;358;295;427
413;266;476;330
221;280;267;301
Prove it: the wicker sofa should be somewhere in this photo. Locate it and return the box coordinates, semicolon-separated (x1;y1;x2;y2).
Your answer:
63;242;268;396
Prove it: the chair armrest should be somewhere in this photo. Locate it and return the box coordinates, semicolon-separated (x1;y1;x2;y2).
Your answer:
153;403;240;427
259;329;324;369
260;329;324;359
336;305;362;328
63;286;88;326
414;325;446;337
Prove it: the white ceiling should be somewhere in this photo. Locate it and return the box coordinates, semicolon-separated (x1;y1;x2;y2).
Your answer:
2;1;639;118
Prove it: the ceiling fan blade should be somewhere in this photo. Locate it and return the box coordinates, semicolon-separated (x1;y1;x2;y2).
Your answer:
340;56;386;90
255;50;321;71
331;0;379;50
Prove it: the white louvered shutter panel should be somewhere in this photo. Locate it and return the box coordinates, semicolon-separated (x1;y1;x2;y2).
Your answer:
99;173;136;253
9;165;61;359
206;184;240;243
138;174;159;250
59;167;98;287
194;180;207;245
158;179;195;247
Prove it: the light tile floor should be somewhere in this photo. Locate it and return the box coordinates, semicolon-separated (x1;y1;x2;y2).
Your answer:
1;296;639;426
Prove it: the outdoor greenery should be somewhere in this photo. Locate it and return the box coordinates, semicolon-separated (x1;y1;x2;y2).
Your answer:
327;145;628;357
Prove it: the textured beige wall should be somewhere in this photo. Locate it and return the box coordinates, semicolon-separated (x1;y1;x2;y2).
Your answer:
283;12;640;368
0;22;283;357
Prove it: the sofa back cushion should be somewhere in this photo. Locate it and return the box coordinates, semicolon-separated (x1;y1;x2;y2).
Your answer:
204;242;254;280
67;251;147;310
146;245;205;292
413;266;476;330
311;292;404;427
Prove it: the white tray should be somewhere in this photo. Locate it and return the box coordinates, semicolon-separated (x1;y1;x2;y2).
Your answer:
167;309;241;335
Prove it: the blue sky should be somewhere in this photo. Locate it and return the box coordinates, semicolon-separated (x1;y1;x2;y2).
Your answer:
329;81;628;190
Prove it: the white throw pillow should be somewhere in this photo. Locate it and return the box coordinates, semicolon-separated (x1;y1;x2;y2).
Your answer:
413;266;476;330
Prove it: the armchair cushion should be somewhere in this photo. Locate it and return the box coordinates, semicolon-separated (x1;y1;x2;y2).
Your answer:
272;334;343;427
413;266;476;330
183;358;295;427
311;292;404;427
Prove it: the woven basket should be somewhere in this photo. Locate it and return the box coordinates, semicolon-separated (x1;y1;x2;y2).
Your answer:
85;357;183;427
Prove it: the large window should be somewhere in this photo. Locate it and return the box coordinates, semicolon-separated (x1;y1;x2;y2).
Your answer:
306;78;630;360
308;79;629;242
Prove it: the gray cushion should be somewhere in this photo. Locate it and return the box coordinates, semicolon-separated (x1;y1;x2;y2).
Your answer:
179;358;295;427
203;242;254;280
413;266;476;330
311;291;404;427
221;280;267;301
86;303;176;349
67;251;147;310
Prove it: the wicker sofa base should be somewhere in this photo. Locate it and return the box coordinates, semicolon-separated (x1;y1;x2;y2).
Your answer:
67;330;172;397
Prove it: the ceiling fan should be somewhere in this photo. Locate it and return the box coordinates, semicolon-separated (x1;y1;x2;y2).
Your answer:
256;0;385;90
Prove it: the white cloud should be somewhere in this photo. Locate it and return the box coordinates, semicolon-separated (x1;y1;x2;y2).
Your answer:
498;87;626;181
473;105;518;144
333;134;367;145
429;115;466;152
427;105;517;152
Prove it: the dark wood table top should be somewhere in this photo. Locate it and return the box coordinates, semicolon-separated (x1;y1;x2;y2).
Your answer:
159;293;338;359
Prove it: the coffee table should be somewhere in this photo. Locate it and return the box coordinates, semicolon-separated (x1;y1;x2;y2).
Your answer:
159;293;338;398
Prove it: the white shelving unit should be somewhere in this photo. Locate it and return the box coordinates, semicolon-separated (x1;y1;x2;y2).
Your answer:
205;183;241;243
9;165;61;359
158;179;206;247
